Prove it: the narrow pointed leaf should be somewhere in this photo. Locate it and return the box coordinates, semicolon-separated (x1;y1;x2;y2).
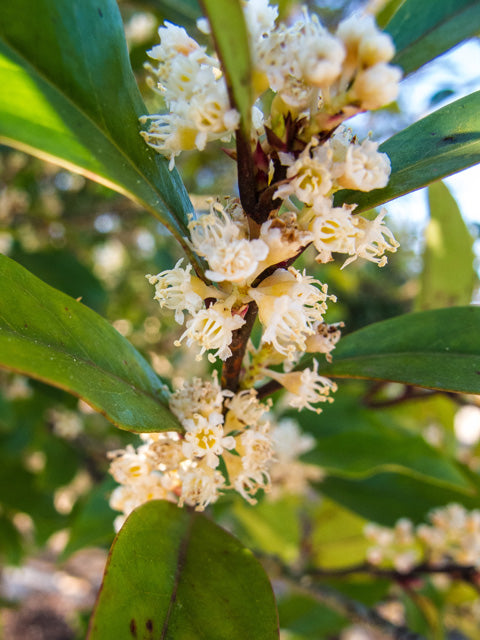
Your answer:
385;0;480;76
0;255;180;433
311;307;480;393
335;92;480;213
88;501;279;639
200;0;252;130
417;181;476;310
0;0;194;247
300;394;472;492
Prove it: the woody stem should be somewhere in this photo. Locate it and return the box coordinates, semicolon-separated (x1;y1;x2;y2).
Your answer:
221;301;258;393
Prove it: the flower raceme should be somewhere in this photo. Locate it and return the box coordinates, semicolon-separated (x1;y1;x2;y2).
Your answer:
108;1;402;513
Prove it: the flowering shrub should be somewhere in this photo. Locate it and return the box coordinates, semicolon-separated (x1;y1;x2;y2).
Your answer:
0;0;480;638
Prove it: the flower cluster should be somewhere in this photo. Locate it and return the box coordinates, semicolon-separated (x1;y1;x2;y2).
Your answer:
109;374;320;520
108;1;402;517
365;504;480;573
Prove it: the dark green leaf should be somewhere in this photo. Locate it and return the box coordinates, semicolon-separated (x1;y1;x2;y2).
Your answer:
335;92;480;213
311;307;480;394
0;0;195;255
417;181;475;310
0;255;180;433
200;0;252;130
10;247;107;314
301;393;471;491
320;470;480;527
88;500;279;639
385;0;480;75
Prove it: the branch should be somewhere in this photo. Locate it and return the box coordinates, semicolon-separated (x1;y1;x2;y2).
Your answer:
266;557;426;640
221;301;258;393
305;562;480;592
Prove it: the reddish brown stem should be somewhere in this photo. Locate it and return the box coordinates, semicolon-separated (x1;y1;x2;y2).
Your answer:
221;302;258;393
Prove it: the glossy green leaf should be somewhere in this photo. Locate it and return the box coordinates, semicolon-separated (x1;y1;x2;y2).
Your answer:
385;0;480;76
0;255;180;433
335;92;480;213
300;393;471;491
311;306;480;393
0;0;195;254
320;470;480;527
88;500;279;639
417;181;475;310
200;0;252;130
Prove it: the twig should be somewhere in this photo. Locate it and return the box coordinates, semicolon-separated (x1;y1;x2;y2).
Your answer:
274;569;426;640
221;301;258;393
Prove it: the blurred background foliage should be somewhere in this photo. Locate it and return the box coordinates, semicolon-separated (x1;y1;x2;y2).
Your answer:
0;1;479;638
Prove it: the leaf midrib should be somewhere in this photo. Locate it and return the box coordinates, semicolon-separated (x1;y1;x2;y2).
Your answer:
0;30;186;233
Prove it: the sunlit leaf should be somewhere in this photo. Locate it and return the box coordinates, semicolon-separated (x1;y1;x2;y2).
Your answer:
385;0;480;75
311;307;480;394
335;92;480;213
300;392;472;491
0;255;180;433
88;501;279;639
0;0;197;258
417;181;475;310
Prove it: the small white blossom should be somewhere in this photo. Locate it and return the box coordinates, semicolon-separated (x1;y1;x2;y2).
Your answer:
275;143;334;206
249;268;332;359
169;372;226;422
175;301;246;362
266;359;337;413
342;209;399;268
182;413;236;468
178;466;225;511
352;62;402;110
147;258;215;324
334;138;391;192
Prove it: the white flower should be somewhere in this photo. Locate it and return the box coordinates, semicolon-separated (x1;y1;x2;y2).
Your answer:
169;372;226;422
336;14;395;72
249;268;332;359
256;213;312;273
275;143;334;206
271;419;315;461
334;139;391;192
108;445;153;484
305;322;343;362
266;359;337;413
243;0;278;40
178;466;225;511
225;389;271;431
189;200;268;284
310;201;359;263
352;62;402;110
182;413;235;468
147;258;215;324
342;209;399;268
175;301;246;362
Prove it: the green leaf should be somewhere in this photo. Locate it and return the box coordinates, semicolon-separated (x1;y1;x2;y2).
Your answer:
88;501;279;639
311;307;480;393
10;247;108;314
320;470;480;527
0;255;180;433
417;181;475;310
385;0;480;76
0;0;195;252
300;393;471;492
335;92;480;213
200;0;252;130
